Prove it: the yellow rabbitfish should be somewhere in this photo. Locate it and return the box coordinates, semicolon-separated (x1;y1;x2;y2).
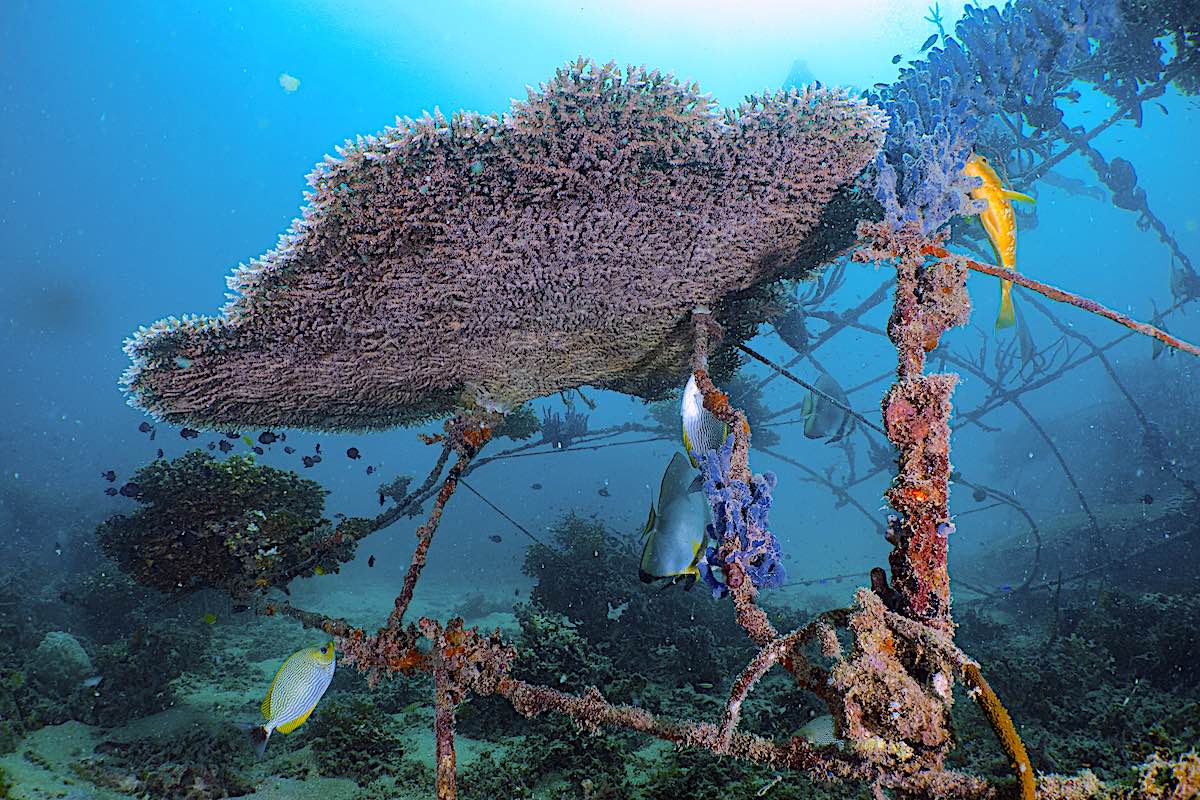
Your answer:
963;153;1035;329
249;641;335;756
680;375;727;468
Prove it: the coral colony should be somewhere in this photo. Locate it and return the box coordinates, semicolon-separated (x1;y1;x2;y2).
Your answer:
538;407;589;450
111;4;1200;796
120;60;883;431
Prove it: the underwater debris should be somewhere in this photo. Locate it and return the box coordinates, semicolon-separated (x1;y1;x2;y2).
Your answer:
278;72;300;93
121;59;885;431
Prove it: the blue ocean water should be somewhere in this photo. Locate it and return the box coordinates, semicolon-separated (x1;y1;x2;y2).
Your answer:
2;2;1198;798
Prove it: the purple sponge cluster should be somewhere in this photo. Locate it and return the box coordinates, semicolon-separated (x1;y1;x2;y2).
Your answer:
871;0;1123;233
699;438;786;598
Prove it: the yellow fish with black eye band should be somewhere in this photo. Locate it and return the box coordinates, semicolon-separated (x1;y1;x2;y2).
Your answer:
963;153;1036;329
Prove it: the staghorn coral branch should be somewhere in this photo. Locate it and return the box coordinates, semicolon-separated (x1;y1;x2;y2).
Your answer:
922;244;1200;358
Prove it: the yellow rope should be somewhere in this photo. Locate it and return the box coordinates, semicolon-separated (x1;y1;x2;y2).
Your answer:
963;662;1036;800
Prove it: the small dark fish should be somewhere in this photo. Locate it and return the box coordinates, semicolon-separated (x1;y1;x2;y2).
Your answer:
138;422;153;434
378;492;385;506
54;542;62;556
101;470;116;482
314;443;321;454
872;82;890;90
118;482;142;498
368;555;376;568
919;33;938;51
218;440;233;453
999;583;1013;594
311;454;322;464
231;604;250;613
104;487;119;496
258;431;278;445
180;428;200;439
1154;101;1168;116
514;588;520;596
366;465;375;475
1140;494;1154;505
972;488;987;502
253;446;265;455
303;456;315;468
207;441;216;450
891;54;902;64
156;448;164;459
283;446;295;454
488;534;502;543
346;447;361;460
531;483;542;490
224;431;240;439
598;487;610;497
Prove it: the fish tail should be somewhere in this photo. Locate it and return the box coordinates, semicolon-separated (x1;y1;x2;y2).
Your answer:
249;724;271;758
996;280;1016;330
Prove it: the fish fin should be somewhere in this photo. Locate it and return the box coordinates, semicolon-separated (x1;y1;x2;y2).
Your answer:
681;420;698;468
276;704;316;734
1004;189;1036;204
248;725;271;758
687;474;704;494
800;392;813;418
996;281;1016;329
682;573;698;591
640;502;656;541
639;514;659;580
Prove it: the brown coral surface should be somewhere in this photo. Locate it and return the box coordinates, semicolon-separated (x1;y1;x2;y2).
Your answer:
122;58;885;431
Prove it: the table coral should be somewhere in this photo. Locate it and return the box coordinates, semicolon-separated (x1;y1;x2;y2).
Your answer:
121;58;885;431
